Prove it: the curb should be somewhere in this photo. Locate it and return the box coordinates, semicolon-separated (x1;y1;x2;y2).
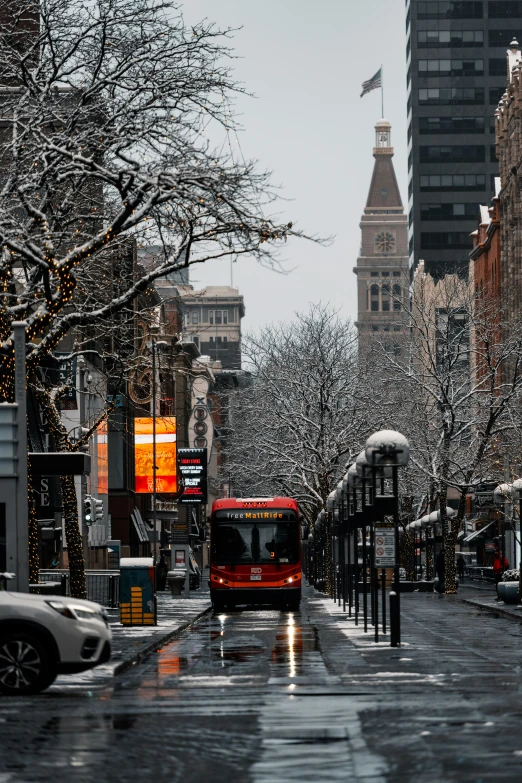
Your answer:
112;604;212;677
461;598;522;625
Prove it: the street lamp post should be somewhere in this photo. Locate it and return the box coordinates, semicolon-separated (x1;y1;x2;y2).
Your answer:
366;430;410;648
511;479;522;603
493;482;512;593
151;338;168;564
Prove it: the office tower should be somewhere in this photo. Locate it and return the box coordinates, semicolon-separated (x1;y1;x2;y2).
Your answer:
406;0;521;276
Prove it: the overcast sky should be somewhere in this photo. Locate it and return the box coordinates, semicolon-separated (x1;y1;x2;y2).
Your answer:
183;0;408;332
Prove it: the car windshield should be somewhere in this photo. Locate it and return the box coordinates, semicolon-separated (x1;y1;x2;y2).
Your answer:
212;510;299;565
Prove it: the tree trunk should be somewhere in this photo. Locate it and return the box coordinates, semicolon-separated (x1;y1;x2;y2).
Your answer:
27;472;40;584
61;475;86;599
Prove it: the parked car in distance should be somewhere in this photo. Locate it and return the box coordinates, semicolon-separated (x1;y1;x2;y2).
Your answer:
0;587;111;695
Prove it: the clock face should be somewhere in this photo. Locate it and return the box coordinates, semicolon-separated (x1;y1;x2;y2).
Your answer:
375;231;395;253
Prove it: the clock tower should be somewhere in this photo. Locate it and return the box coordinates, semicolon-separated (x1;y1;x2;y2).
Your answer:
354;119;409;353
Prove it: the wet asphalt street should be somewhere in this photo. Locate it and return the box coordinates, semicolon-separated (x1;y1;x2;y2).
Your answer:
1;587;522;783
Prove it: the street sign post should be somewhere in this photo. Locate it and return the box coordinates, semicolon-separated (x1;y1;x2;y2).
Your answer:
375;524;396;568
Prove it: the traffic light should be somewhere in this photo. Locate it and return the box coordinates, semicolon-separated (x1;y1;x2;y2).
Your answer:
84;496;93;526
94;498;104;520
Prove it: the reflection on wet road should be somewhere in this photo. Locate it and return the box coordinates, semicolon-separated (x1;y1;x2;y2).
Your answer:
4;591;522;781
0;599;384;783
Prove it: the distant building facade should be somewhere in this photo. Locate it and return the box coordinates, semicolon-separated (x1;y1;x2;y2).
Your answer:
354;120;409;354
175;285;245;370
496;38;522;337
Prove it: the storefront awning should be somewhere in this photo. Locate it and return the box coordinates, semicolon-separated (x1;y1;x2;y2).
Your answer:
131;509;150;543
463;519;495;544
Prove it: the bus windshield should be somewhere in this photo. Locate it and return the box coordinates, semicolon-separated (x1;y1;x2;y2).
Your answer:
212;510;299;565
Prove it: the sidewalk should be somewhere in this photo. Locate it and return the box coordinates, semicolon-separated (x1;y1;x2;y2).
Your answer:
458;580;522;624
53;591;211;689
311;588;522;781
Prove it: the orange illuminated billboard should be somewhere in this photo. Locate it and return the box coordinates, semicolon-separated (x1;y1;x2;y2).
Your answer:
134;416;177;494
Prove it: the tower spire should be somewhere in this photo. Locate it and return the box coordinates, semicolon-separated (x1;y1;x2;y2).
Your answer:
365;119;403;212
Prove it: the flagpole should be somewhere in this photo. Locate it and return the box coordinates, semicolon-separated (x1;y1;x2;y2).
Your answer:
381;64;384;117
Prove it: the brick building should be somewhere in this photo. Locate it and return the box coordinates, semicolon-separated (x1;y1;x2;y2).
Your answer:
495;38;522;338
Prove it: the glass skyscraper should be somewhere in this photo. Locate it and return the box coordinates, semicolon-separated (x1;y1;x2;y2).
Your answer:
407;0;521;275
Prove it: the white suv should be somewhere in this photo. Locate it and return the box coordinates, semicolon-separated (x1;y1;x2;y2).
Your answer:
0;588;112;695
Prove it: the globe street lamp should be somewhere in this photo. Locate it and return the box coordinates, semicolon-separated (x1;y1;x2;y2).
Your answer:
365;429;410;648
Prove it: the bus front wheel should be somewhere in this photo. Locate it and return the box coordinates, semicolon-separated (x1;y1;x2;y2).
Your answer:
212;595;226;612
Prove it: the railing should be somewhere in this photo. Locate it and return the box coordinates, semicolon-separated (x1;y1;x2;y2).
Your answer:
466;565;495;583
39;570;120;607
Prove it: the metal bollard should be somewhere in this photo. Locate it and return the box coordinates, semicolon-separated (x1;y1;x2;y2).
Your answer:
390;590;400;647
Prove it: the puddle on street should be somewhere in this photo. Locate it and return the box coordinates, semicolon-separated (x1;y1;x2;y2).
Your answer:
271;614;321;679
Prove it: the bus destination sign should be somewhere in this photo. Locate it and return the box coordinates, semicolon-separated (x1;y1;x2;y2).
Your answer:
178;448;208;504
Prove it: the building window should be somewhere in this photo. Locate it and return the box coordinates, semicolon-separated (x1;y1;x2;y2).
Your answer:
488;2;522;18
370;284;379;312
192;336;199;349
418;29;484;46
490;145;498;162
417;2;483;20
418;59;483;76
216;336;222;343
419;116;485;134
393;284;402;311
382;271;390;276
191;311;199;324
382;284;390;312
209;336;214;343
372;325;379;332
490;86;506;105
209;310;214;325
420;203;478;221
421;232;473;249
489;29;522;45
215;311;222;325
418;87;484;104
489;57;507;75
420;173;486;191
394;326;402;332
419;145;485;162
371;271;379;277
393;271;401;277
223;311;228;324
223;336;228;343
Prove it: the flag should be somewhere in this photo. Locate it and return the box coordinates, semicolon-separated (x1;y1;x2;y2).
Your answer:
360;68;382;98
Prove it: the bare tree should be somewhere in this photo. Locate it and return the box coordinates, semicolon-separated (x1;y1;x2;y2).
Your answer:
223;305;370;528
377;268;522;592
0;0;311;399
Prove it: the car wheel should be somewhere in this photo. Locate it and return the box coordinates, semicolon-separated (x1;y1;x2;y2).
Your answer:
0;632;57;695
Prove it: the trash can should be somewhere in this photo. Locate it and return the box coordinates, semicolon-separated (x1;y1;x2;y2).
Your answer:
119;557;156;626
167;569;186;597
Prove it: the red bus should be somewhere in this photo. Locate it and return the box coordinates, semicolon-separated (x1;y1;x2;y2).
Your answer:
209;497;302;611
